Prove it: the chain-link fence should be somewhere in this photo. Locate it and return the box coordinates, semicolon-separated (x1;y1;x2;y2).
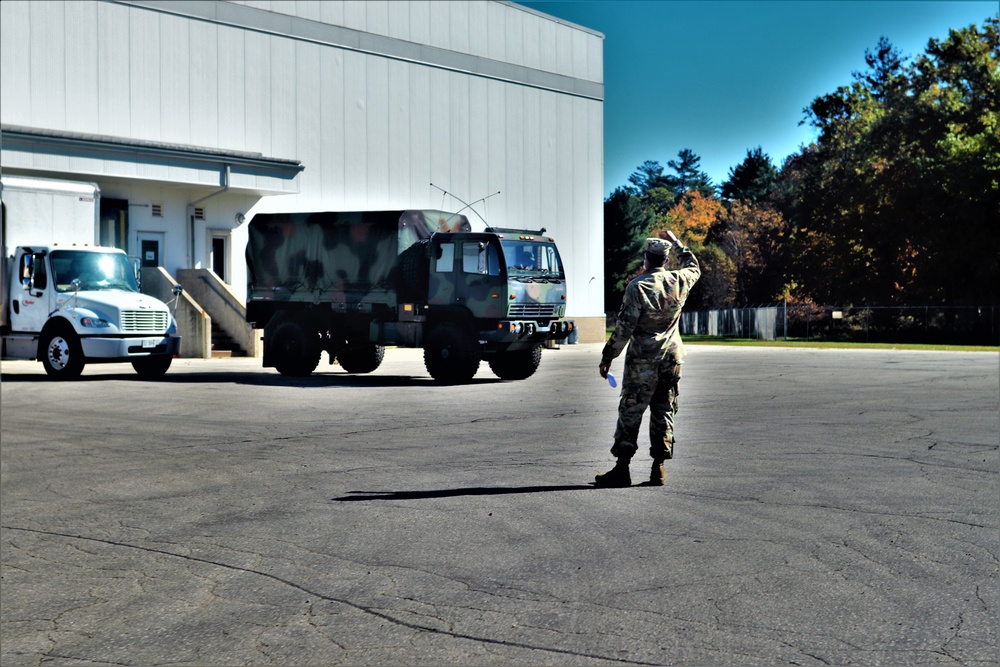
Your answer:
680;304;999;346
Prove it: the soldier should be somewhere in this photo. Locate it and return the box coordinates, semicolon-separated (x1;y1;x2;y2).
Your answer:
596;231;701;487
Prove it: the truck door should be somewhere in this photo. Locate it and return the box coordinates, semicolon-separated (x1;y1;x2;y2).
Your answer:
9;251;51;334
455;237;503;319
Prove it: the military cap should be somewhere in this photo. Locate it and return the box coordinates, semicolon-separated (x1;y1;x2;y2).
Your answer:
644;237;672;256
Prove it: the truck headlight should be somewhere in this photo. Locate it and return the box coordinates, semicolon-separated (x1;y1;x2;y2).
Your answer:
80;317;110;328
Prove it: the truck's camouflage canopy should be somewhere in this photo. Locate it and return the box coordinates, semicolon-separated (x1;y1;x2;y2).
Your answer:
246;210;470;295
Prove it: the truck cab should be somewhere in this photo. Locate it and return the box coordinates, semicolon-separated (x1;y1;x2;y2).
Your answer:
426;230;570;342
3;245;181;379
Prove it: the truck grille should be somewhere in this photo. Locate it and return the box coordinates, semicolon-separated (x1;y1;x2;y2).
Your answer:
509;303;558;318
121;311;168;332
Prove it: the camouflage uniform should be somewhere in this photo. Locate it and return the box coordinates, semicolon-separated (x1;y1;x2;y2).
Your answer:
602;238;700;461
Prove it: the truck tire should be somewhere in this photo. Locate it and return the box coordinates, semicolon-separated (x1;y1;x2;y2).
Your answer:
488;345;542;381
337;341;385;374
271;321;321;377
132;354;173;379
40;323;85;379
423;324;481;383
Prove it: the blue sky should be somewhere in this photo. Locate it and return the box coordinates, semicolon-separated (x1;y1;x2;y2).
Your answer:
520;0;998;196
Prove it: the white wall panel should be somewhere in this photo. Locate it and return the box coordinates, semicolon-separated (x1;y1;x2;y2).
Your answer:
539;93;560;231
428;68;452;203
269;37;296;158
129;8;161;139
486;78;508;226
467;76;491;221
159;13;191;144
503;84;524;226
449;1;470;56
387;59;411;204
468;2;489;61
342;0;367;32
485;2;506;63
294;40;323;207
0;2;31;126
243;30;271;157
319;48;346;204
524;12;544;73
319;1;345;29
29;2;66;129
96;2;130;137
64;3;100;133
189;21;220;149
406;1;431;46
342;50;368;208
429;1;450;51
294;0;322;22
365;0;389;36
366;56;390;204
407;65;432;207
523;88;542;228
504;4;524;69
217;25;247;151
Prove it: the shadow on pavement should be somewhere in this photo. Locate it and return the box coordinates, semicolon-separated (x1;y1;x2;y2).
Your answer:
333;484;597;501
0;371;503;388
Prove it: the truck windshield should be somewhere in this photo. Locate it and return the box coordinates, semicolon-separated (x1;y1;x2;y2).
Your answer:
50;250;139;293
501;240;565;279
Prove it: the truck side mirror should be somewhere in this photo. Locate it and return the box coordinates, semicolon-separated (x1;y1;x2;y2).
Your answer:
133;259;142;290
172;284;183;296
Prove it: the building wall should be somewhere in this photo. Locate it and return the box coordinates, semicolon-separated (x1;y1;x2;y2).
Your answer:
0;0;606;334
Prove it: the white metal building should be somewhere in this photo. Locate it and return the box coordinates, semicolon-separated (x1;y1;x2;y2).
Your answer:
0;0;606;347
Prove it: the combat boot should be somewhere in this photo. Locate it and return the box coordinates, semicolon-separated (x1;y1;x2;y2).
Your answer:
595;456;632;487
640;460;665;486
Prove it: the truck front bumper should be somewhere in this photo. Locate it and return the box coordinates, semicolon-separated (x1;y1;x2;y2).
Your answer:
483;319;575;346
80;334;181;359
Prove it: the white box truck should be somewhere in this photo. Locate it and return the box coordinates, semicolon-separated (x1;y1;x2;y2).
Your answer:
1;175;181;379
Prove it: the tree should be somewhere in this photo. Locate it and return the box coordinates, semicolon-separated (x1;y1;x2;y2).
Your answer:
603;186;652;310
785;20;1000;306
715;200;787;303
627;160;665;196
721;147;779;203
663;148;715;199
653;190;721;247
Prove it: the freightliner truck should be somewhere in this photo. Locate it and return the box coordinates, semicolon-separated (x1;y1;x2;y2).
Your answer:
245;209;574;382
1;175;181;379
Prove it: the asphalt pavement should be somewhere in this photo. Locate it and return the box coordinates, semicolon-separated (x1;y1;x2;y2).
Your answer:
1;344;997;666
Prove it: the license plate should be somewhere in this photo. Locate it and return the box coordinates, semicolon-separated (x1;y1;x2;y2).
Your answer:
141;338;157;349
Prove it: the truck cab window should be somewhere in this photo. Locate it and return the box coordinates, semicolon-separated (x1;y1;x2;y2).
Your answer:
19;254;46;290
436;243;455;273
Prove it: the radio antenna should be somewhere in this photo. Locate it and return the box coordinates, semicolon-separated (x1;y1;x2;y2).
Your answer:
429;183;501;226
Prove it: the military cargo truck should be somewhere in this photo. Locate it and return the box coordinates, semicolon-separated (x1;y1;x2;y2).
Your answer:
246;210;574;382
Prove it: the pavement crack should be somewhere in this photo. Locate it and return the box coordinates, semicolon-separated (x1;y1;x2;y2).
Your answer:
3;525;672;666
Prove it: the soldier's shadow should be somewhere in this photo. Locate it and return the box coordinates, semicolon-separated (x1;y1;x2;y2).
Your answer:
333;484;595;501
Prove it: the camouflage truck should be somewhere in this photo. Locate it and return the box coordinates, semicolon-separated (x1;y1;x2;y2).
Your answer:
245;210;574;382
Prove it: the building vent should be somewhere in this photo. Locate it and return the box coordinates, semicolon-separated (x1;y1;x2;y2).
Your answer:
151;203;163;217
194;207;206;220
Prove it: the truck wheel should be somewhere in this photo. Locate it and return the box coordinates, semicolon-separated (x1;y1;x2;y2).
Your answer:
271;321;321;377
132;355;173;379
423;324;481;383
337;341;385;374
488;345;542;381
40;324;85;379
